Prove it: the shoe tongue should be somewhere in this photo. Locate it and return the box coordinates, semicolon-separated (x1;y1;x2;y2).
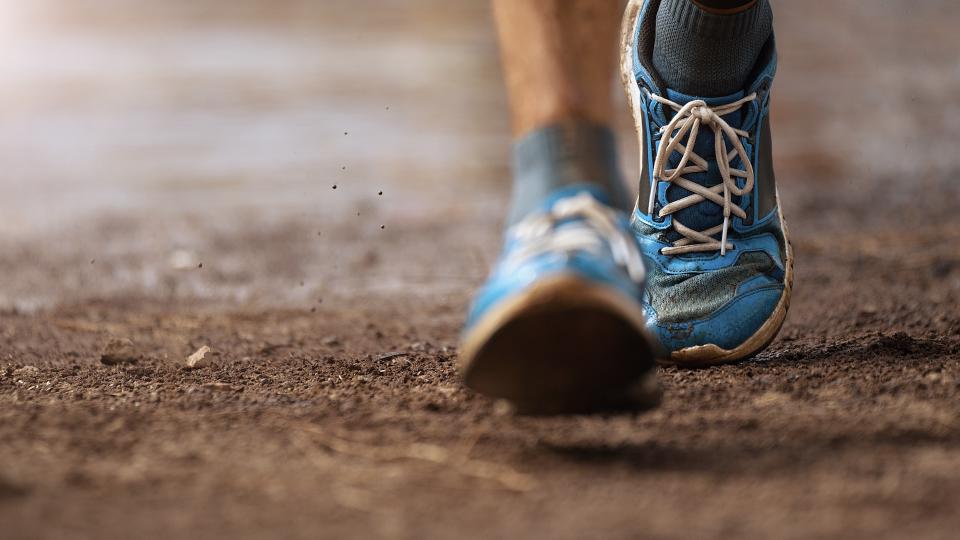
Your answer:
662;88;747;244
664;88;745;108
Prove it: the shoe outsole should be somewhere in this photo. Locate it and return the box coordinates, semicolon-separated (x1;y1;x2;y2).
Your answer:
619;0;794;367
458;275;661;415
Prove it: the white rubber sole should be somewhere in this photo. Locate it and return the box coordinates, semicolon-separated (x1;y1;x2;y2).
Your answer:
619;0;794;367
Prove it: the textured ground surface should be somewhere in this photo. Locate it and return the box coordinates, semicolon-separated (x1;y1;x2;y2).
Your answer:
2;1;960;539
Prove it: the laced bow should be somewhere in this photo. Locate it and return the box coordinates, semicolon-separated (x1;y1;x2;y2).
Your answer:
506;192;646;283
649;93;757;255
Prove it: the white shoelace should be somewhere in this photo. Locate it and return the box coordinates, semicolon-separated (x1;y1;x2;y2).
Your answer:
505;192;646;283
649;93;757;256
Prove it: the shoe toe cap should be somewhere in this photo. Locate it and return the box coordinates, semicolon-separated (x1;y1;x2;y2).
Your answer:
645;282;785;355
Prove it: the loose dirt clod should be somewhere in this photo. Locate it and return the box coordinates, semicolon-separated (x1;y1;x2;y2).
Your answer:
13;366;40;377
100;338;139;365
185;346;213;369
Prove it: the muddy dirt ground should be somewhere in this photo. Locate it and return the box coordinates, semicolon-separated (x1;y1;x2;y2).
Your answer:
2;1;959;538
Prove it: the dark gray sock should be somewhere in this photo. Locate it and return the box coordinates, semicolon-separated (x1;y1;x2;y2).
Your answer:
508;121;629;225
652;0;772;97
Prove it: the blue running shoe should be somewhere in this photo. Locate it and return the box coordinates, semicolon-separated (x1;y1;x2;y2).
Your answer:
459;186;661;413
619;0;794;366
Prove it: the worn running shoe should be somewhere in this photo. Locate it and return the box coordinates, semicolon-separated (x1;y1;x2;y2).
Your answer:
459;186;660;413
619;0;793;366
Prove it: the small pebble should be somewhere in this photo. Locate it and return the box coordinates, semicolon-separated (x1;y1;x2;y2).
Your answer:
185;345;213;369
100;338;139;365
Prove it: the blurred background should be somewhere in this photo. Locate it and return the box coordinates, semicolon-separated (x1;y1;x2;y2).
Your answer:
1;0;959;312
0;0;509;310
